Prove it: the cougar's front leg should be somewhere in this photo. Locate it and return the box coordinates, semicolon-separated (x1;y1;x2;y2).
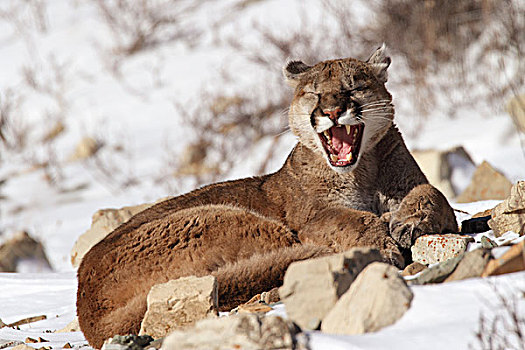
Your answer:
388;184;458;249
298;206;404;268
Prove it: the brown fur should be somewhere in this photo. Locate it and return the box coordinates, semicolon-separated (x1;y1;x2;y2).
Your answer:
77;47;458;348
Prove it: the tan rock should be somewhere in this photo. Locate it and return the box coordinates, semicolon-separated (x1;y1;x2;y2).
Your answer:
321;262;413;335
482;240;525;277
412;146;475;198
401;262;427;277
162;314;297;350
55;317;80;333
411;234;474;265
279;248;382;330
0;231;51;272
444;248;491;282
237;303;273;314
68;136;100;161
488;181;525;237
70;201;159;267
505;94;525;133
139;275;218;339
456;161;512;203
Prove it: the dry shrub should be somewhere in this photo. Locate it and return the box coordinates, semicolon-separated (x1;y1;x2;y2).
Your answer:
93;0;210;56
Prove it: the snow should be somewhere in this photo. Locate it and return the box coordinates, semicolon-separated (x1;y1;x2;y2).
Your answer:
0;0;524;349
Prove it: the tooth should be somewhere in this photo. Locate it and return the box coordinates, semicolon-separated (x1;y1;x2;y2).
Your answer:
346;153;353;161
324;131;330;138
330;154;338;162
345;125;351;135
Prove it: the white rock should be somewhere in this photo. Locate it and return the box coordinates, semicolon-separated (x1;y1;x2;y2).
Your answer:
321;262;413;334
279;248;382;330
161;314;297;350
139;275;218;339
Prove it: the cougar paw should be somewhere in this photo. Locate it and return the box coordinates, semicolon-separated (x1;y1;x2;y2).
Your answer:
389;216;427;249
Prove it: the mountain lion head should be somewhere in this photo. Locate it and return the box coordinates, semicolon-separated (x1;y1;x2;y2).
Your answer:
284;45;393;173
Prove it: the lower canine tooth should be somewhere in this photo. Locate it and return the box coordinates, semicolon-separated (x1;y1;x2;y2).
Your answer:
324;131;330;138
346;153;353;161
330;154;338;162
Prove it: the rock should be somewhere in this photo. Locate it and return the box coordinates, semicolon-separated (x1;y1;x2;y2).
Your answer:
455;161;512;203
408;254;465;285
55;317;80;333
101;335;154;350
261;287;280;304
481;236;498;249
412;146;475;199
70;201;161;267
0;318;4;328
461;216;491;233
0;340;24;349
444;248;491;282
0;231;51;272
68;136;100;161
401;262;428;277
237;303;273;314
279;248;382;330
482;240;525;277
488;181;525;237
411;234;474;265
472;208;493;218
162;314;299;350
505;94;525;133
321;262;413;335
139;275;218;339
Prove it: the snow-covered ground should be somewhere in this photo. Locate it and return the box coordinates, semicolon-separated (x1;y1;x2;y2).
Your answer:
0;0;524;349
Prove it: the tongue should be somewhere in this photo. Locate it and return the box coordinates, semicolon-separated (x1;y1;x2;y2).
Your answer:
331;126;353;159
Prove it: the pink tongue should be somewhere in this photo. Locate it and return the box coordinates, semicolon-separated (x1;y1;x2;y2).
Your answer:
331;127;352;159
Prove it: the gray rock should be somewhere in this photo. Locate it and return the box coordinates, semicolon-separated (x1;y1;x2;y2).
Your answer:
411;234;474;265
139;275;218;339
279;248;382;330
101;335;154;350
445;248;491;282
162;314;299;350
481;236;498;249
321;262;413;334
408;254;465;285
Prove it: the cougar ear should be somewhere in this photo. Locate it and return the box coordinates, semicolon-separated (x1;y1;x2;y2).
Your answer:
366;43;391;84
283;60;312;88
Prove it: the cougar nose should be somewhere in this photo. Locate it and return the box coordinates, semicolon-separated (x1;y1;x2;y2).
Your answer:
322;108;342;121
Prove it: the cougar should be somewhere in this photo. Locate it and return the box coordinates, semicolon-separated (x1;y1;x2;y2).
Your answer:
77;45;457;348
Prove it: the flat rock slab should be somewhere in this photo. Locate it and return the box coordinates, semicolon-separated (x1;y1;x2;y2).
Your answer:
482;240;525;277
139;275;218;339
408;253;464;285
279;248;382;330
162;314;298;350
488;181;525;237
444;248;491;282
321;262;413;335
412;234;474;265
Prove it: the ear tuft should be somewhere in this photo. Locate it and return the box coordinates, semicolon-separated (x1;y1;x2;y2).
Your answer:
366;43;391;84
283;60;312;87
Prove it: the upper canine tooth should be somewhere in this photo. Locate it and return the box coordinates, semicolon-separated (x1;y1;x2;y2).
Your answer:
324;131;330;138
346;153;353;161
345;125;351;135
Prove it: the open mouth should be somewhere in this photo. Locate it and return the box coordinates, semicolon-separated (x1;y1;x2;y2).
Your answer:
318;123;364;167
